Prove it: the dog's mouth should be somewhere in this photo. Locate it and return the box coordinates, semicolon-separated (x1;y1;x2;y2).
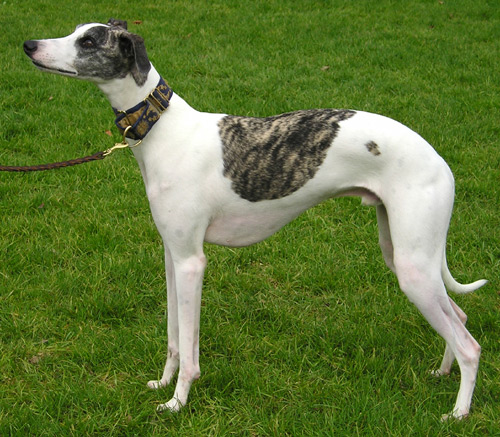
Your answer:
32;60;78;76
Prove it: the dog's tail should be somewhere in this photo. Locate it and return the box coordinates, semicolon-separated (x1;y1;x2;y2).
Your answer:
442;251;488;294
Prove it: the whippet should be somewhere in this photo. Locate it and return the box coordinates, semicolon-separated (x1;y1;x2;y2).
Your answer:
23;19;487;419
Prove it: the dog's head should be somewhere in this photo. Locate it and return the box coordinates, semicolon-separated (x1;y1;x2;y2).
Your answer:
23;19;151;86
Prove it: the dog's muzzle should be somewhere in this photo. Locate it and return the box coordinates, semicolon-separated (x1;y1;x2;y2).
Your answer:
23;40;39;57
24;39;78;76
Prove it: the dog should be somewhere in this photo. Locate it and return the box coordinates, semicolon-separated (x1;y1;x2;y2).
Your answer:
23;19;487;419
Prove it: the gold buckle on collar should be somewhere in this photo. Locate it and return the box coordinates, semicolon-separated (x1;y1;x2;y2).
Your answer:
146;92;168;113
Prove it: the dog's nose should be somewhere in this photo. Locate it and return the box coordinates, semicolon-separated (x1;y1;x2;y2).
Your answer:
23;40;38;56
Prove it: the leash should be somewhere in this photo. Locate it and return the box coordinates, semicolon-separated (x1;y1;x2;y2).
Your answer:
0;76;171;173
0;126;141;173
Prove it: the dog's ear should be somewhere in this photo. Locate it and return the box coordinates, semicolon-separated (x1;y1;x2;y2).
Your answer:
108;18;128;30
118;33;151;86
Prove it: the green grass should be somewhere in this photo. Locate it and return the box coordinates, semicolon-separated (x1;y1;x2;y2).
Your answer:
1;0;499;434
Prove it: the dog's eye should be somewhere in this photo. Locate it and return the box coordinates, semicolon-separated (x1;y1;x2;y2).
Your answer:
80;37;95;49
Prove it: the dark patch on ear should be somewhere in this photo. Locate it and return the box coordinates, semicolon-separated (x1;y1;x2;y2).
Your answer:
119;33;151;86
108;18;128;30
365;140;381;156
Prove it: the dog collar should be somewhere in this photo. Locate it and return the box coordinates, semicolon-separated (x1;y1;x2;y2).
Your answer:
113;77;173;141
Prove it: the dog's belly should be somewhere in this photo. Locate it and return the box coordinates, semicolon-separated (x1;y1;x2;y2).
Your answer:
205;204;309;247
204;186;380;247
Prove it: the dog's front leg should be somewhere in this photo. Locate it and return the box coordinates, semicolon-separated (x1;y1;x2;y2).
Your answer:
148;247;179;389
157;252;207;412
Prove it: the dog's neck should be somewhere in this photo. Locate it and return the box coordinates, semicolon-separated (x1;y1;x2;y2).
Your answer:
97;65;162;111
96;65;176;141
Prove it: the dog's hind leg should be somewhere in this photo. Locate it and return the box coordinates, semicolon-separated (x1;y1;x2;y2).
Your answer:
432;297;468;377
387;178;480;419
376;204;396;273
148;247;180;390
395;258;480;419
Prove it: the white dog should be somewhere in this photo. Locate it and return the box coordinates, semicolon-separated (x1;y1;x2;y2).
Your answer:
23;19;487;419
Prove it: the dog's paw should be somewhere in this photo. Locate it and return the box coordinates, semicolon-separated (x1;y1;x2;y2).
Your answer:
441;410;468;422
430;368;450;378
147;379;166;390
157;397;183;413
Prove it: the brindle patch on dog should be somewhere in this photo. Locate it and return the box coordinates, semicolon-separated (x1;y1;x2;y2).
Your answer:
219;109;356;202
365;140;381;156
74;26;150;86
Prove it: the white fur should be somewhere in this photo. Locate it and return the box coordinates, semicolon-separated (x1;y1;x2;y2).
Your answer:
26;23;487;419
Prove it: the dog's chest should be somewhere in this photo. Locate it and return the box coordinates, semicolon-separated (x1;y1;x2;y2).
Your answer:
218;109;355;202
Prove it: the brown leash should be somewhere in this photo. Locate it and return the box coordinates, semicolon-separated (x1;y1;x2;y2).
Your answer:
0;126;141;173
1;77;170;172
0;151;107;172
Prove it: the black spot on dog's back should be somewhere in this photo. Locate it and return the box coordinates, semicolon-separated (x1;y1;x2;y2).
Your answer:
219;109;356;202
365;140;381;156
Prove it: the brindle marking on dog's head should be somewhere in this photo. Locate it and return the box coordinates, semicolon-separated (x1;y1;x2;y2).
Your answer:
107;18;128;30
219;109;356;202
365;140;381;156
73;22;150;86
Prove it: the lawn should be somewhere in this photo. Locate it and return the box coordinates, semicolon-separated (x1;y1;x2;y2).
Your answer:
0;0;499;435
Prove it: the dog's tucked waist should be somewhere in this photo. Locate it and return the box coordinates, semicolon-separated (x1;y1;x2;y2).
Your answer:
113;77;173;140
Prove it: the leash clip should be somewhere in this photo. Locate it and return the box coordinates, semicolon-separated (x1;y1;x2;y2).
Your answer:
104;126;143;156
